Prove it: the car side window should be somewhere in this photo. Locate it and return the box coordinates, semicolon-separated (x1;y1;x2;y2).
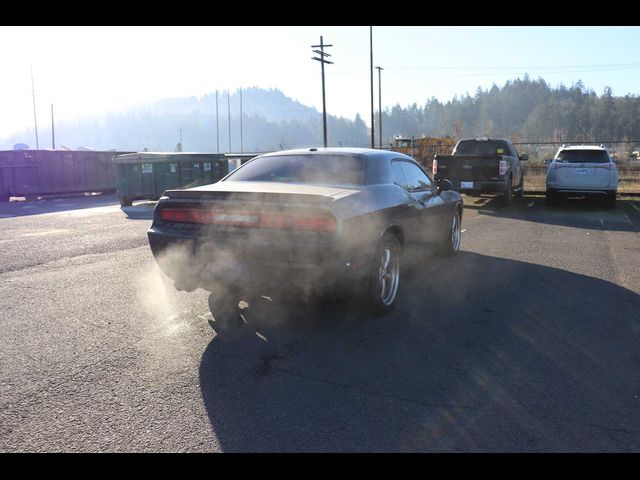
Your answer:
399;161;432;191
391;161;408;189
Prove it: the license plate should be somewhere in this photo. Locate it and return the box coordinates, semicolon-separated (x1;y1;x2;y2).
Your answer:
460;181;474;189
575;168;589;175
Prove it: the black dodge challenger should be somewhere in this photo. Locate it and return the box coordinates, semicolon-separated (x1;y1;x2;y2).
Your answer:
148;148;462;322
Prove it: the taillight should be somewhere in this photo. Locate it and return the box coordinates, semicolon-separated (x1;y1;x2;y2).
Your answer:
499;160;507;176
160;207;336;232
259;213;336;231
160;208;188;222
432;159;438;176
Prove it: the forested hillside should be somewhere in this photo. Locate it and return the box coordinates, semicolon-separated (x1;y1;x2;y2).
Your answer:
2;78;639;152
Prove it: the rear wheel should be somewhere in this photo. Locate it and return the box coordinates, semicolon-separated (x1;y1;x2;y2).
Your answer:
604;191;617;208
437;209;462;256
208;291;242;333
545;189;558;206
501;178;513;206
365;233;402;315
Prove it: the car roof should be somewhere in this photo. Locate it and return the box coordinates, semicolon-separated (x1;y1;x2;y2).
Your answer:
257;147;415;162
260;147;385;156
558;145;607;151
458;137;511;142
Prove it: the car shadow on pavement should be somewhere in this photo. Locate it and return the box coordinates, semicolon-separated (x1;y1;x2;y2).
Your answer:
465;194;640;233
120;202;155;220
198;251;640;452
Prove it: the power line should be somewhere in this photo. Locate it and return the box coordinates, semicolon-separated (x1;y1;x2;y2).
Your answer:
331;64;640;78
384;62;640;71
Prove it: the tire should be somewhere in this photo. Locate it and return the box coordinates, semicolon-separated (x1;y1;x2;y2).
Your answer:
0;193;9;202
545;189;557;206
119;195;133;207
515;175;524;198
501;177;513;206
207;291;241;333
365;233;402;315
604;191;617;209
438;208;462;256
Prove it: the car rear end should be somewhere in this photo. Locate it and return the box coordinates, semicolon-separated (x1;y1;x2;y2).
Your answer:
433;138;515;195
546;146;618;206
433;154;507;194
147;151;375;295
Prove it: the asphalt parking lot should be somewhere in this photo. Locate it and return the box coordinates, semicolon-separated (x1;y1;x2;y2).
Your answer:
1;193;640;452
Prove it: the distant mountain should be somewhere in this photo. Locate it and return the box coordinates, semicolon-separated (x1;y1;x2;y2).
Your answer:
1;87;368;152
3;78;638;153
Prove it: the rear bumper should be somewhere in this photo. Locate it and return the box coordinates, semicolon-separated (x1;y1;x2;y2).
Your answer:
454;180;507;194
147;228;371;293
546;186;616;196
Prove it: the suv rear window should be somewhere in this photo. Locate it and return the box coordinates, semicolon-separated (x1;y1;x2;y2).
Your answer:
224;154;365;186
454;140;511;156
556;150;609;163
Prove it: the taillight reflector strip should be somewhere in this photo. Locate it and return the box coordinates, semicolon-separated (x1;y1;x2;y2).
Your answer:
160;208;336;231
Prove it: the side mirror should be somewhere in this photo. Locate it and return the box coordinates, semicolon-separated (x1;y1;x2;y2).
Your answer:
544;159;553;165
438;178;453;194
519;154;529;161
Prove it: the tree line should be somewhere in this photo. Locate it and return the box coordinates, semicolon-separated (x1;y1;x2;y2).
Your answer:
2;79;639;153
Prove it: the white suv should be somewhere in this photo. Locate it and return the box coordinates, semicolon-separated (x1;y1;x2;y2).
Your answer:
546;145;618;207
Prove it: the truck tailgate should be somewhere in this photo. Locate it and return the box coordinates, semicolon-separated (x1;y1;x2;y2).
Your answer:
434;155;502;182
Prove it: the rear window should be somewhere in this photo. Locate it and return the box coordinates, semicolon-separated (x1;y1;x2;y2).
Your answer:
556;150;609;163
224;154;364;186
454;140;511;156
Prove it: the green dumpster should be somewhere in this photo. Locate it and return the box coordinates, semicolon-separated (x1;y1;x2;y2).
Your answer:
113;152;228;207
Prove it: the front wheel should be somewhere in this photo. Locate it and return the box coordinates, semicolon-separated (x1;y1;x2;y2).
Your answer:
437;209;462;256
365;234;402;315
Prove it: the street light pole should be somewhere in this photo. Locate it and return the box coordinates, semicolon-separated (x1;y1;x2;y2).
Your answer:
227;89;231;153
375;66;384;149
312;36;333;148
369;26;374;149
215;90;219;154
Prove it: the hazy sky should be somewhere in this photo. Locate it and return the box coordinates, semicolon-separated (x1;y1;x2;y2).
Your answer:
2;26;640;141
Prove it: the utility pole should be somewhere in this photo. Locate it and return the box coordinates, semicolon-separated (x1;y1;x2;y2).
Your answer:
227;89;231;153
30;65;39;150
311;36;333;148
51;104;55;150
215;90;219;154
369;27;374;149
239;87;243;153
375;66;384;149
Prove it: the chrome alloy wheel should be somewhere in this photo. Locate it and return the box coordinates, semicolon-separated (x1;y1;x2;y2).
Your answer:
451;212;461;252
378;246;400;306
